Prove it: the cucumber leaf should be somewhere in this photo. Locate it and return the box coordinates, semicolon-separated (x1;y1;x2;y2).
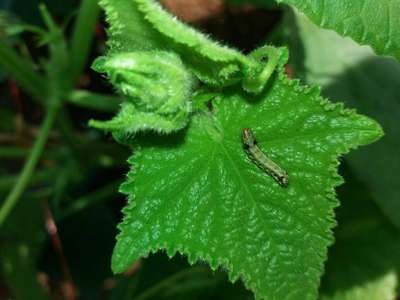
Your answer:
113;69;382;299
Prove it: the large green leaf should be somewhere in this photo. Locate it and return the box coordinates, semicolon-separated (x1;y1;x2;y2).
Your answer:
319;166;400;300
277;0;400;61
286;11;400;230
93;1;384;298
112;69;382;300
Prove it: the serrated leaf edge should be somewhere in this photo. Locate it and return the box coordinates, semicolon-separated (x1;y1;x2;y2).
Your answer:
113;69;383;299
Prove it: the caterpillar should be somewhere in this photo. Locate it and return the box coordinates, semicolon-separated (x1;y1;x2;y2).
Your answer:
242;128;289;187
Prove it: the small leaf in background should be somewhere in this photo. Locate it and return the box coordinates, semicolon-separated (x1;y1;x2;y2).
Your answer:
286;11;400;231
319;165;400;300
277;0;400;61
112;66;382;300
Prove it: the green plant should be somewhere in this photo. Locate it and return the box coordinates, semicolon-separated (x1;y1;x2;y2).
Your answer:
0;0;399;300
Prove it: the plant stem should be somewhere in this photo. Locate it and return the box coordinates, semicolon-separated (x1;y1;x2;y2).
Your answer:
68;0;100;86
0;102;60;226
132;267;208;300
0;42;47;102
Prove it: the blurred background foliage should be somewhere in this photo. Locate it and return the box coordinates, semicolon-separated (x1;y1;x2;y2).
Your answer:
0;0;399;299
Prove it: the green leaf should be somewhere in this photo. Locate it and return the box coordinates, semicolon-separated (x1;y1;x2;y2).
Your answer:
112;67;382;300
319;166;400;300
277;0;400;61
286;11;400;230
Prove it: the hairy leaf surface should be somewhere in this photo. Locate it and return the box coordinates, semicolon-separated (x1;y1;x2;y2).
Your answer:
99;0;162;52
278;0;400;61
113;69;382;300
98;0;281;91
